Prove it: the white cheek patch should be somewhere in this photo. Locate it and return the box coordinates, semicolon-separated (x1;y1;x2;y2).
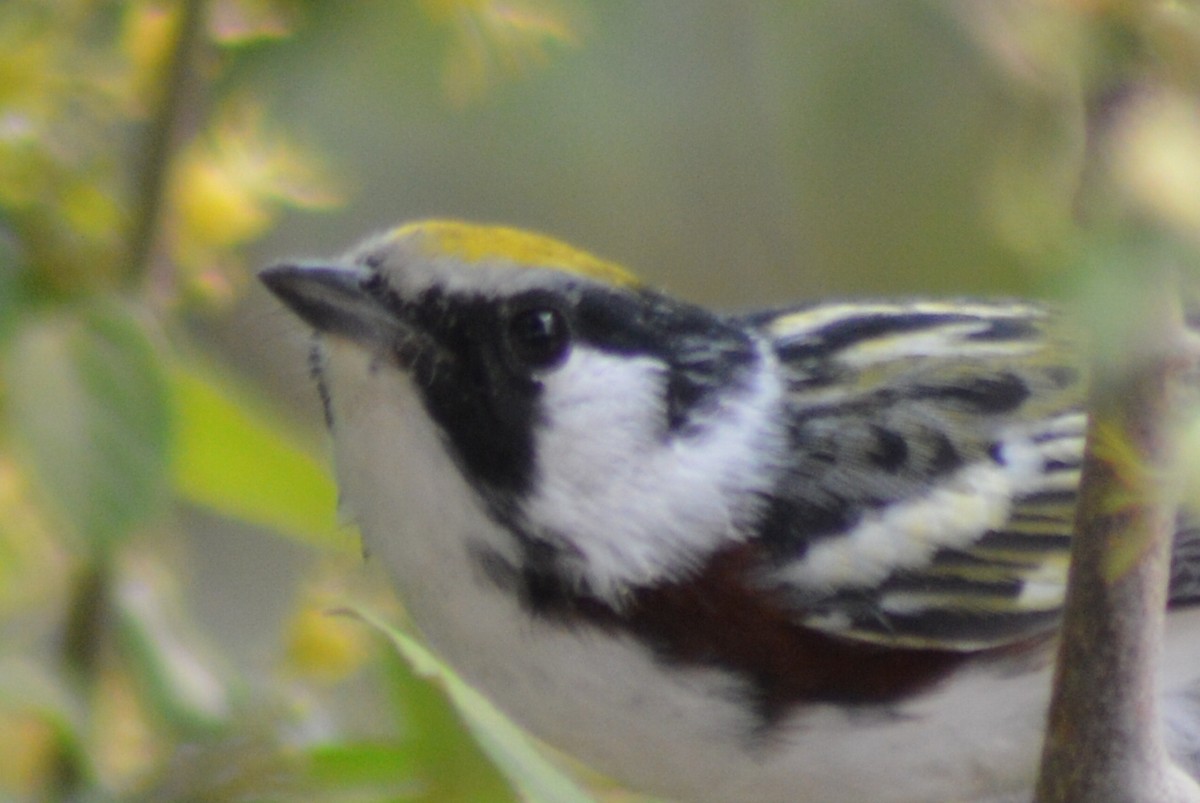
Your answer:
523;342;786;602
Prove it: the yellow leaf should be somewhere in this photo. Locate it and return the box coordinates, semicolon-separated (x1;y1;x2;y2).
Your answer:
169;361;352;552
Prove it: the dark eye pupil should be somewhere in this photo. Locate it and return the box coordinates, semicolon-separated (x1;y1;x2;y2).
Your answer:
508;307;570;369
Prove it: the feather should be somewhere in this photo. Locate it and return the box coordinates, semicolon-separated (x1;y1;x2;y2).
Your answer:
749;302;1092;651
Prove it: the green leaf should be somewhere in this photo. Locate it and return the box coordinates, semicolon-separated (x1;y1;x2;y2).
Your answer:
376;638;514;802
113;559;232;735
300;741;424;796
347;606;596;803
0;654;95;793
0;233;26;345
4;302;171;548
169;361;352;551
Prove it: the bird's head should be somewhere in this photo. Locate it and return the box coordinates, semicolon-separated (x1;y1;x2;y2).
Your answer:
261;221;784;600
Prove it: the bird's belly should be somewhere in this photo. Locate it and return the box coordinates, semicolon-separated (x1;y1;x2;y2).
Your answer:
327;343;1047;801
347;457;1051;801
391;548;1055;803
323;342;1200;801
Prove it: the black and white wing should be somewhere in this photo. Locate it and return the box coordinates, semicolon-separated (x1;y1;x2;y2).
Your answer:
746;300;1089;651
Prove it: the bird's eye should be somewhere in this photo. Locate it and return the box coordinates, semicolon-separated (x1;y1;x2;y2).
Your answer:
507;307;571;370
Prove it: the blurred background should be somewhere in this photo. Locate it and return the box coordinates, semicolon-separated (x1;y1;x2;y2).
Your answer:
1;1;1198;800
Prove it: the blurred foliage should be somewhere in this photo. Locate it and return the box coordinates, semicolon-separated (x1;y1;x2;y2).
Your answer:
419;0;580;107
1;1;1199;802
0;0;574;800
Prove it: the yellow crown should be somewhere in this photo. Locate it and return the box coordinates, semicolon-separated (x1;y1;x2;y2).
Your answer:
395;220;642;288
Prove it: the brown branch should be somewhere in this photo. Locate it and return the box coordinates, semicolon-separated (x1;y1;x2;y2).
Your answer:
1036;281;1200;802
126;0;209;282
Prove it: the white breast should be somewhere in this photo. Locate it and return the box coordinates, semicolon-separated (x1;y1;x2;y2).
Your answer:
318;338;1200;803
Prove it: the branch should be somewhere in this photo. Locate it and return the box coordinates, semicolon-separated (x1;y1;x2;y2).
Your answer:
126;0;209;282
1036;278;1200;802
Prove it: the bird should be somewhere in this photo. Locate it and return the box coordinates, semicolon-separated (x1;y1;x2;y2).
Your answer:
260;219;1200;802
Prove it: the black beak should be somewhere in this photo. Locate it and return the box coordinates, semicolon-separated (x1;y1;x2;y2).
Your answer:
260;264;395;347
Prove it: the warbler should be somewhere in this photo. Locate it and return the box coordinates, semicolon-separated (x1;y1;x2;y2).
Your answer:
261;221;1200;803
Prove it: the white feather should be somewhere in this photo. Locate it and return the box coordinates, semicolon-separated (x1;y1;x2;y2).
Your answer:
767;301;1043;343
780;428;1046;592
525;338;786;599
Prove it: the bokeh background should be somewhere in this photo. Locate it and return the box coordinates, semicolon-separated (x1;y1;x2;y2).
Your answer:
2;1;1198;800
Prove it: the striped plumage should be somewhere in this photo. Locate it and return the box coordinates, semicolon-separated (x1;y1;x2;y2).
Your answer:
262;222;1200;802
753;300;1200;653
752;300;1082;652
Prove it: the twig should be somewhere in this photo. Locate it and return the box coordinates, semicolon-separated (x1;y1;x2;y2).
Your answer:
1035;279;1200;802
126;0;209;281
